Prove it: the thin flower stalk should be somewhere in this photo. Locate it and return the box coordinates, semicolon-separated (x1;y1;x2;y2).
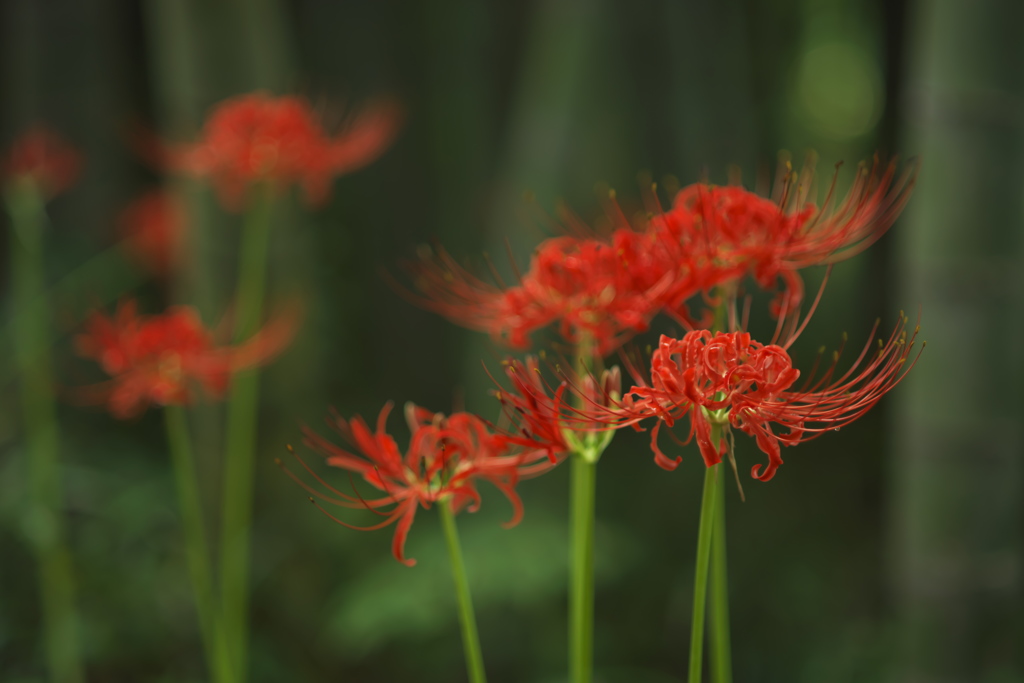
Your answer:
440;497;487;683
219;184;274;681
689;446;721;683
164;405;233;683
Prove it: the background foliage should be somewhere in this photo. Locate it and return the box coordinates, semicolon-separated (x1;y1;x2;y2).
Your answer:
1;0;1021;681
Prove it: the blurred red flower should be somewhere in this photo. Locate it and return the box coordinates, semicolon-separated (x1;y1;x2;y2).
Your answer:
611;316;922;480
291;402;551;566
404;156;914;356
163;92;401;209
2;126;81;198
119;189;186;277
651;156;916;318
407;220;685;355
74;299;296;418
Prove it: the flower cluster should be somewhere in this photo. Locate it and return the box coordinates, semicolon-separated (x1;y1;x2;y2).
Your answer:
651;156;915;318
75;299;295;418
2;126;81;198
407;219;682;355
289;402;554;565
492;355;620;464
408;157;915;355
162;92;400;209
601;315;922;480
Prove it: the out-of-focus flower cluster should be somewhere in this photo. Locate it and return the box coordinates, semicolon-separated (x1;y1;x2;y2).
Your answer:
409;156;914;355
2;126;81;198
74;300;296;419
158;92;401;209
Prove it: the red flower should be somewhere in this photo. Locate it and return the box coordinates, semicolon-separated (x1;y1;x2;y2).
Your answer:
492;356;620;465
119;189;186;277
650;156;916;318
290;403;544;566
406;221;684;355
2;126;81;198
164;92;401;209
614;315;922;480
75;299;295;418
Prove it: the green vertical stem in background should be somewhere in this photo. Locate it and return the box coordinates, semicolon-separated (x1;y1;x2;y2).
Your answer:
709;468;732;683
164;405;232;683
569;454;598;683
439;498;488;683
688;435;721;683
219;185;274;680
7;183;84;683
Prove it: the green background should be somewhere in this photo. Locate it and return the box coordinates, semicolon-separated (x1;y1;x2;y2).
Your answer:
2;0;1021;681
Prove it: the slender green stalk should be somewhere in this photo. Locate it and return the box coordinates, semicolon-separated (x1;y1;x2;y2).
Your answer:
688;445;721;683
7;182;84;683
164;405;232;683
569;454;597;683
439;498;487;683
568;334;600;683
709;467;732;683
219;185;274;679
708;295;732;682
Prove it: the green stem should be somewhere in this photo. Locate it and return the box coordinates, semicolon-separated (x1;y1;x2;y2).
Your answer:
569;333;600;683
708;293;732;683
709;466;732;683
439;498;487;683
569;454;597;683
164;405;232;683
219;185;274;679
7;182;84;683
688;451;720;683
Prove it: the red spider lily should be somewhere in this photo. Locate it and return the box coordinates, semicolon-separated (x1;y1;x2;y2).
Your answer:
159;92;400;210
119;189;186;277
405;223;684;355
2;126;81;198
287;402;549;566
491;356;621;464
611;315;923;480
74;299;296;418
649;156;916;318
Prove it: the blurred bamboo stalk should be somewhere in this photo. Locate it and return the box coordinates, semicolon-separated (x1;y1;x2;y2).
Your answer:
7;182;84;683
894;0;1024;679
